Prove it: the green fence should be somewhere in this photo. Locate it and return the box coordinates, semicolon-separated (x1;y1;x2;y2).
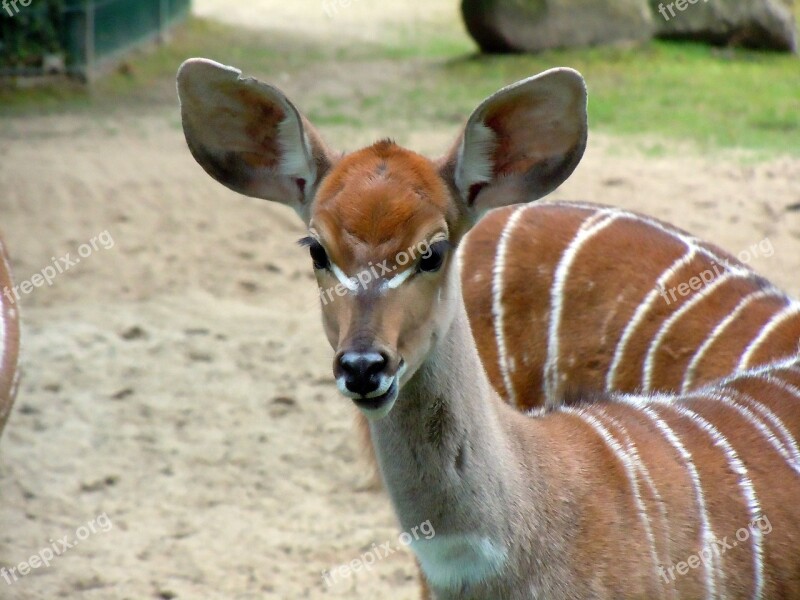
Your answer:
1;0;191;79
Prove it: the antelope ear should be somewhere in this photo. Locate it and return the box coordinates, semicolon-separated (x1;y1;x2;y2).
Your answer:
442;68;588;223
177;58;334;222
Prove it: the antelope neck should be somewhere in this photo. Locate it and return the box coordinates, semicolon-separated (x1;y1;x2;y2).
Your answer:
366;274;547;595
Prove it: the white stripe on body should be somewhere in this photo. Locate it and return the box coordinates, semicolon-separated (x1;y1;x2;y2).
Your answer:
644;273;739;393
616;395;720;600
607;248;697;391
650;398;765;600
545;211;618;405
688;391;800;476
589;407;674;596
711;356;800;389
491;205;529;405
564;406;662;582
683;290;785;392
737;303;800;370
756;374;800;401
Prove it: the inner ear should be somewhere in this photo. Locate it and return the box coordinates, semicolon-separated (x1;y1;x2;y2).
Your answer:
444;68;588;222
467;182;488;208
177;58;334;222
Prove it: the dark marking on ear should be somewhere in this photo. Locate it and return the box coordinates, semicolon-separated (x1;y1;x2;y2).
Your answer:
188;141;252;194
523;145;583;200
296;178;307;197
467;182;488;207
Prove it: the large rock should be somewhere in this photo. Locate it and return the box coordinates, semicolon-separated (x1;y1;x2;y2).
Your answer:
649;0;797;52
461;0;655;53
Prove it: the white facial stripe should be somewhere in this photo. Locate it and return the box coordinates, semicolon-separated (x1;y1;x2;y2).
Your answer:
427;231;449;245
349;231;451;293
330;262;359;292
385;267;415;290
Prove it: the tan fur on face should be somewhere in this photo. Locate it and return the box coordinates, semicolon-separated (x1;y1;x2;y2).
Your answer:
310;141;460;372
313;141;456;266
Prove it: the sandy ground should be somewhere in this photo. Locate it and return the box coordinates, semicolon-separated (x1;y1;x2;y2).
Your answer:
1;1;799;599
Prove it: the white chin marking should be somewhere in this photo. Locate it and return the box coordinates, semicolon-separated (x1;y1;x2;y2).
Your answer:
365;375;394;398
336;377;360;399
358;394;397;421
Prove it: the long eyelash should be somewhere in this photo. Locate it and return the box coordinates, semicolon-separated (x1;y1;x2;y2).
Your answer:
297;236;316;248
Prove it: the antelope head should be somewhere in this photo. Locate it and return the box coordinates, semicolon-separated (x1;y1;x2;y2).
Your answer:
177;59;587;419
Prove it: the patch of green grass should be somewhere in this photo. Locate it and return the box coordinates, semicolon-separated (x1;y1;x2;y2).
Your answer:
1;14;798;156
412;41;800;154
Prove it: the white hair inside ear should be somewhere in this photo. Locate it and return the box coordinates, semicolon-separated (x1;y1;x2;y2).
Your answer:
445;67;588;220
455;120;498;204
276;105;317;186
176;57;334;221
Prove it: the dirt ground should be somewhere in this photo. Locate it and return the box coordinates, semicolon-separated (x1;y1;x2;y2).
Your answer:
1;1;799;599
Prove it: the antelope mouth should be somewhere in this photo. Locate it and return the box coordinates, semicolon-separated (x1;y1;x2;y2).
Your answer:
350;359;406;418
352;377;399;412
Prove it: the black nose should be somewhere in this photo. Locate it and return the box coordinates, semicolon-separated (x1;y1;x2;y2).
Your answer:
338;351;388;397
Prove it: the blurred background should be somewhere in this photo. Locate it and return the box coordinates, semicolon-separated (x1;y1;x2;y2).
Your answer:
0;0;798;598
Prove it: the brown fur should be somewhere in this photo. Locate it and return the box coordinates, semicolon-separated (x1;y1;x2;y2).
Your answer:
461;202;800;408
0;236;20;436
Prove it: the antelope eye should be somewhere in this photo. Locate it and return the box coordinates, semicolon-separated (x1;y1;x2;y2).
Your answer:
309;242;330;271
418;241;449;273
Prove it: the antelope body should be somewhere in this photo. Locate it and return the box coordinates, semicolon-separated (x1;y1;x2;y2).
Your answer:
462;202;800;410
178;59;800;598
0;236;20;435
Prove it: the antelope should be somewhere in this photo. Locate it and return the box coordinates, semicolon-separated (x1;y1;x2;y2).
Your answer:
462;202;800;410
178;59;800;598
0;235;20;436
